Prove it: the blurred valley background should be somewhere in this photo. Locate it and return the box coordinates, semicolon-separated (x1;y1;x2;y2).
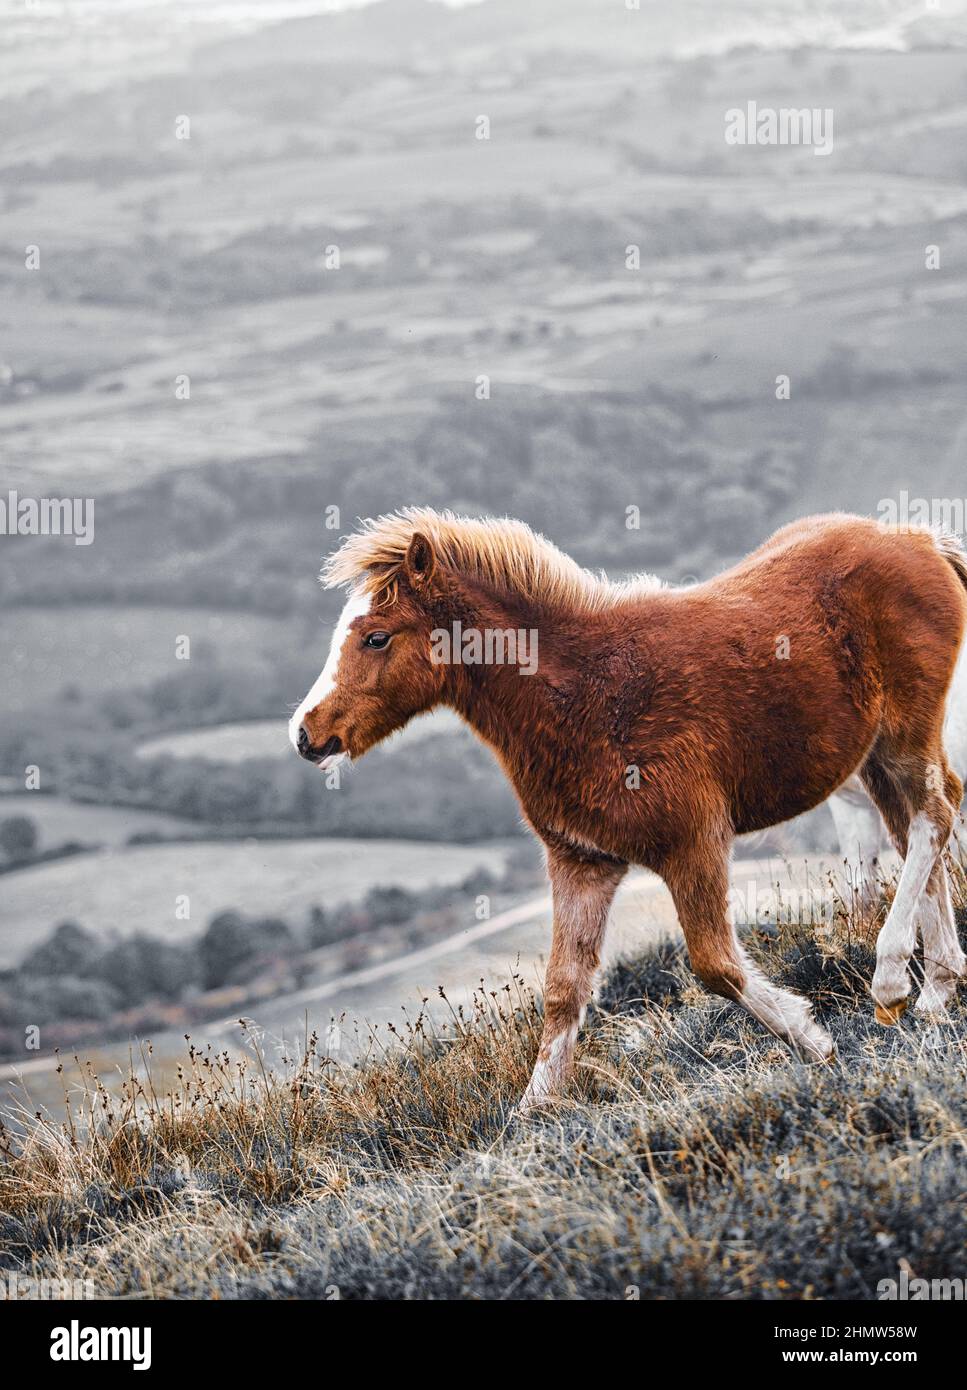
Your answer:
2;0;967;1106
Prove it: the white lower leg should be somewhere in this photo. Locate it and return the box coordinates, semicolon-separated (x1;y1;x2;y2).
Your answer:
520;1021;580;1111
738;951;834;1061
914;867;966;1015
873;812;944;1020
518;856;626;1113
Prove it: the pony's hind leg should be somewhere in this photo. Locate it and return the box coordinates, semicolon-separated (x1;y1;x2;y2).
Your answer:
519;848;627;1111
915;859;966;1016
827;772;887;904
915;760;966;1014
860;746;958;1022
664;834;834;1061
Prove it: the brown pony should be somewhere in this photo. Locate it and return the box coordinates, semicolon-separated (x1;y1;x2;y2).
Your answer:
290;509;967;1109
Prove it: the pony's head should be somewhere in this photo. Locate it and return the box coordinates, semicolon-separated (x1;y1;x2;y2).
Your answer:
289;528;444;769
290;506;646;769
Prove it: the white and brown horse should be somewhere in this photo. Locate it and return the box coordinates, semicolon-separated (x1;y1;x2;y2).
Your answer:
290;510;967;1108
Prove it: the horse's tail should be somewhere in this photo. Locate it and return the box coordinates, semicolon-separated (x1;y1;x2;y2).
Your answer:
936;529;967;596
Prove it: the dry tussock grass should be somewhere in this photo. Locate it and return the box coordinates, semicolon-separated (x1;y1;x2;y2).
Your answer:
1;869;966;1300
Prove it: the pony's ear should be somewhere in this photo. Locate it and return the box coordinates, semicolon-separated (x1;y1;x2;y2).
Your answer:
404;531;436;589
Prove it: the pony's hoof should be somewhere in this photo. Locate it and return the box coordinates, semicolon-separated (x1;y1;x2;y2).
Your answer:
795;1020;835;1063
516;1084;548;1117
914;969;963;1017
913;986;952;1019
516;1095;550;1120
874;998;909;1026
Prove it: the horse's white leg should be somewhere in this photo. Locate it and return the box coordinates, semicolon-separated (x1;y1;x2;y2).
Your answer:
827;773;886;901
909;644;967;1012
666;835;834;1061
872;808;953;1021
914;861;966;1016
519;850;627;1112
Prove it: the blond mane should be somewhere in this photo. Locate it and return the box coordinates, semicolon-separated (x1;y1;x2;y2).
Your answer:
321;507;663;611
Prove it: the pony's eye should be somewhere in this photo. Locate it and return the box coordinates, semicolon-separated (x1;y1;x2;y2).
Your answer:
364;631;392;650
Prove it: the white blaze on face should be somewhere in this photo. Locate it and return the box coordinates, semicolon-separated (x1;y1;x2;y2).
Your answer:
289;591;371;766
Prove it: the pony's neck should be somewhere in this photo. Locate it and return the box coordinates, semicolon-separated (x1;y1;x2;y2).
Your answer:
431;578;565;766
444;658;544;758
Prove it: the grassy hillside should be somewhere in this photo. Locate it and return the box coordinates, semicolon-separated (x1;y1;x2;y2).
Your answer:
2;874;965;1300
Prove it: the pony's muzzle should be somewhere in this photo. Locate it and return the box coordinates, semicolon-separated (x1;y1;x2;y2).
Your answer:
296;726;342;764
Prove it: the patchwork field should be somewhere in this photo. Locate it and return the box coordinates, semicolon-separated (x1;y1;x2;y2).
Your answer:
0;836;512;968
0;794;209;850
0;605;303;710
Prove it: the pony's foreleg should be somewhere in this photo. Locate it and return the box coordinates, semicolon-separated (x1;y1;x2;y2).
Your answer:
519;851;627;1112
665;835;834;1062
